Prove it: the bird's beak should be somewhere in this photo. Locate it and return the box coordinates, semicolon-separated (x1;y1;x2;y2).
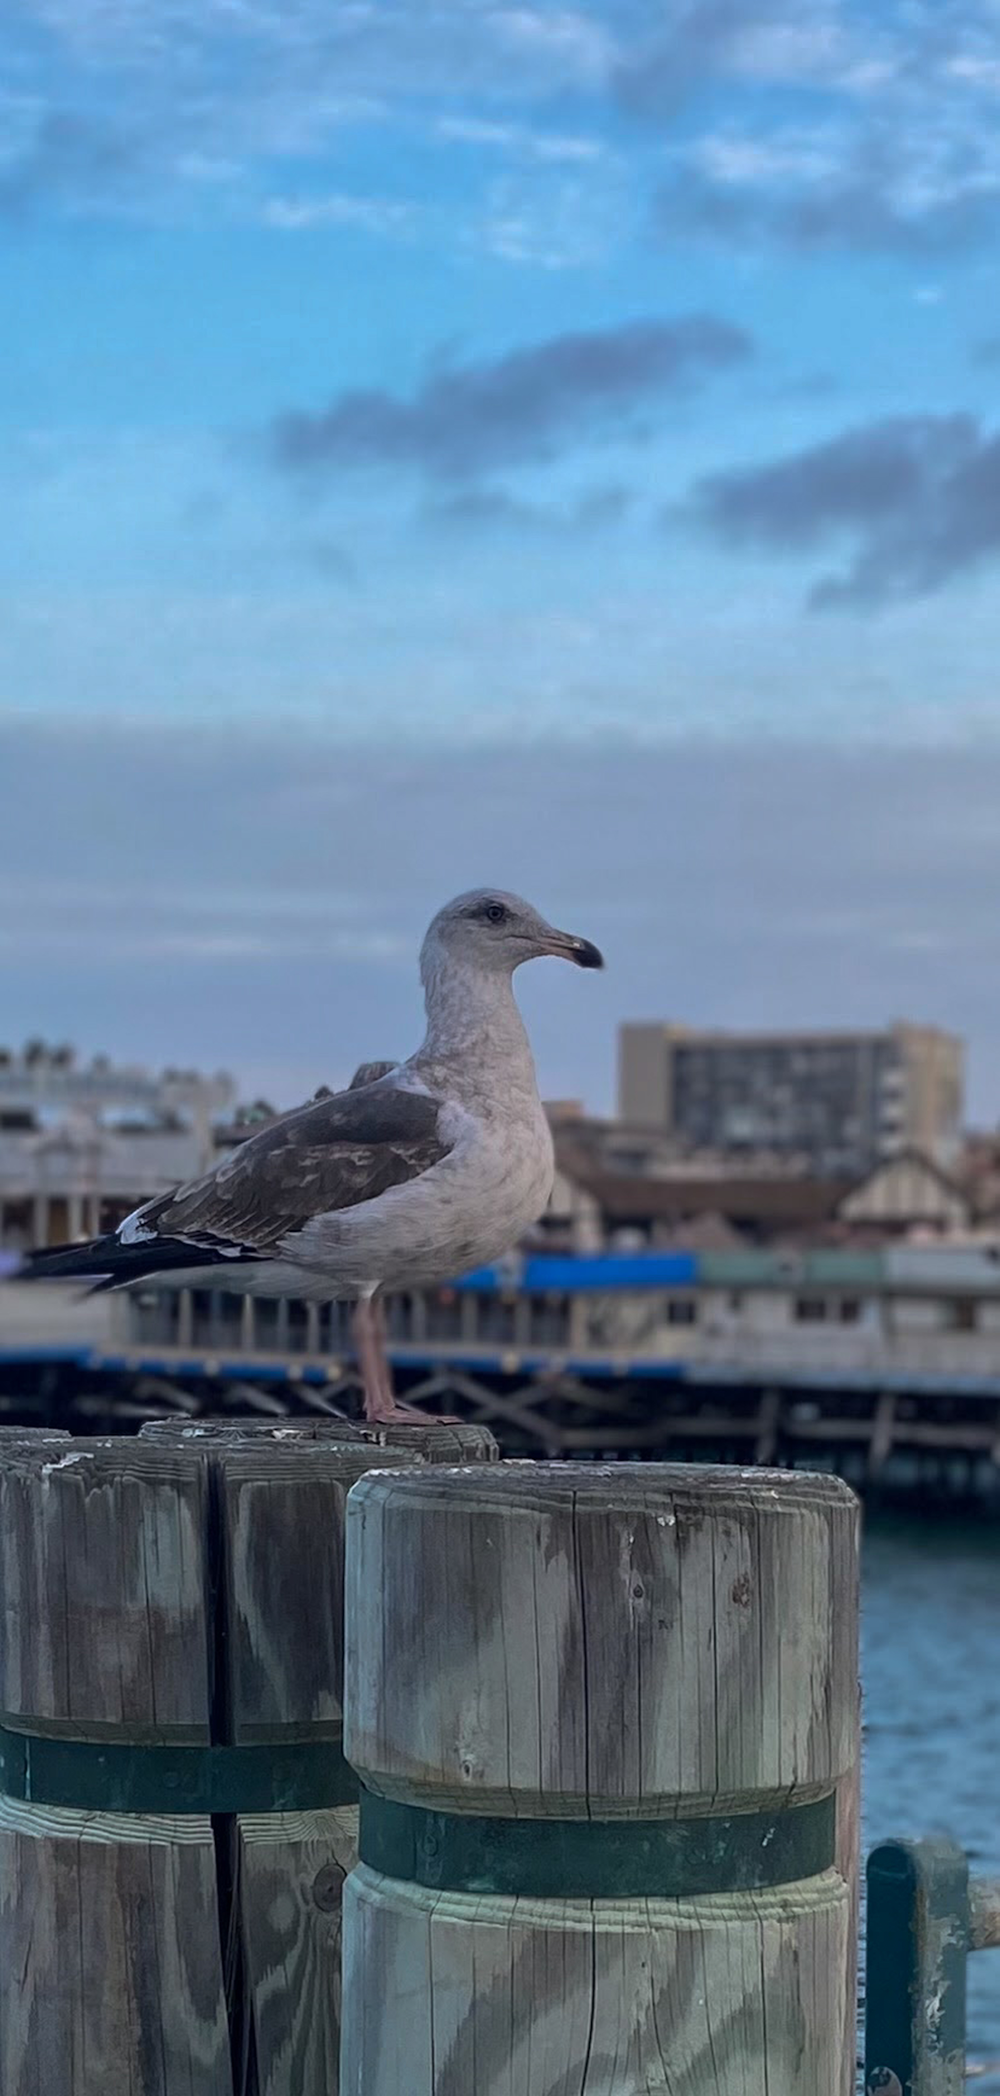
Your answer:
543;928;605;970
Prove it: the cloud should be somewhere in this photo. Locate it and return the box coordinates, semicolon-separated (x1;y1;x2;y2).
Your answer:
614;0;895;114
7;716;1000;1117
0;108;143;213
437;114;604;163
685;413;1000;607
615;1;1000;257
10;3;616;185
0;14;624;247
656;163;1000;257
262;193;418;236
654;113;1000;255
269;316;753;484
477;161;630;267
487;7;612;81
11;0;1000;265
422;482;632;532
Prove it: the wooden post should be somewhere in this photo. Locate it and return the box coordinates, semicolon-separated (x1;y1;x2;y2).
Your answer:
138;1414;496;2095
0;1436;232;2095
140;1418;499;1463
212;1437;422;2096
342;1462;860;2096
0;1421;496;2094
0;1426;71;1446
310;1420;499;1463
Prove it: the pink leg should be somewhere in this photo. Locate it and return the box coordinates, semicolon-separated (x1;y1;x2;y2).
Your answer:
353;1296;457;1425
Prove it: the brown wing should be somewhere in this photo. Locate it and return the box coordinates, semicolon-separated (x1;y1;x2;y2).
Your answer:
140;1081;450;1253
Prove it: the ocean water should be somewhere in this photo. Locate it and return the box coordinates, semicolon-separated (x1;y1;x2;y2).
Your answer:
863;1515;1000;2085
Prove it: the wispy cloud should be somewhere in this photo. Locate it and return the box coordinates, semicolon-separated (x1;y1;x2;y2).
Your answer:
10;3;616;158
262;192;418;235
656;107;1000;255
11;0;1000;270
616;1;1000;256
686;413;1000;608
437;113;604;163
613;0;897;113
269;315;753;484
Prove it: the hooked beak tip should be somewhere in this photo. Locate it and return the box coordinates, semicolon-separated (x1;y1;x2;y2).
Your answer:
563;935;604;971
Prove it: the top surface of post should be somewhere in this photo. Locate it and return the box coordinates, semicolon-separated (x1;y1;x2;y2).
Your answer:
345;1461;859;1819
140;1418;499;1461
349;1460;856;1513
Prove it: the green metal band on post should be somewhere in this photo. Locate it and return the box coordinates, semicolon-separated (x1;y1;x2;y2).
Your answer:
0;1724;358;1816
359;1787;836;1900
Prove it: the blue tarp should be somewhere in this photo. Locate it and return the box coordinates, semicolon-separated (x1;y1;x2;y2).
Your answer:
454;1251;699;1292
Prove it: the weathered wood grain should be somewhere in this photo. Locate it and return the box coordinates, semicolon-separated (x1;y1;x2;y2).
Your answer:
0;1422;498;2094
342;1462;860;2095
342;1869;851;2096
0;1438;213;1740
0;1795;232;2096
346;1464;858;1816
0;1440;229;2094
214;1433;496;2094
219;1442;422;1745
140;1418;499;1463
237;1808;358;2096
0;1427;71;1444
307;1422;499;1463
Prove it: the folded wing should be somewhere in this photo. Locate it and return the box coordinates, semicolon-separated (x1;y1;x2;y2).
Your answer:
141;1079;450;1252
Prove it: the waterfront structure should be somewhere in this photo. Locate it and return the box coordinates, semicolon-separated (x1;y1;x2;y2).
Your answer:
617;1020;964;1172
0;1043;235;1249
8;1241;1000;1492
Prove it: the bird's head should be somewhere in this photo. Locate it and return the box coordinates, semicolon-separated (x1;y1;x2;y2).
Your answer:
421;890;604;980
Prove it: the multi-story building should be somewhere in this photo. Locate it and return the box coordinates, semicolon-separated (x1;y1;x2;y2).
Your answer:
617;1021;963;1174
0;1043;235;1248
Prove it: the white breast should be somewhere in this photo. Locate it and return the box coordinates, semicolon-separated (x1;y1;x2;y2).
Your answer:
285;1097;554;1292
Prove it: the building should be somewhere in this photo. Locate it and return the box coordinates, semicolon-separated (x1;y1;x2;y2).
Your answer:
837;1149;971;1237
0;1042;234;1144
617;1020;963;1174
0;1042;235;1250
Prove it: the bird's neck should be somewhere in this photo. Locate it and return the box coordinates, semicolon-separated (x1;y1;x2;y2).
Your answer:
416;958;538;1097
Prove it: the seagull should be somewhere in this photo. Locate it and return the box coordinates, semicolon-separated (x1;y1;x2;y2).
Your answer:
21;890;603;1424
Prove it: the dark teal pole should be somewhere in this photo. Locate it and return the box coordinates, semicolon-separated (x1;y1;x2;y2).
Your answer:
865;1837;968;2096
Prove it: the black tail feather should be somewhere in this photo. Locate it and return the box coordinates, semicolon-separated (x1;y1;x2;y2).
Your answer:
16;1234;254;1291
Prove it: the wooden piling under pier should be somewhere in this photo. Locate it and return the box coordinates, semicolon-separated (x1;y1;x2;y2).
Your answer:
341;1461;861;2096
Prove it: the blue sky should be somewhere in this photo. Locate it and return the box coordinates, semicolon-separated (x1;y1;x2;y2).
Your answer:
5;2;1000;1109
6;0;1000;737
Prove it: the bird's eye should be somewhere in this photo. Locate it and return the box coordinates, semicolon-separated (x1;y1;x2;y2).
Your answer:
484;902;507;925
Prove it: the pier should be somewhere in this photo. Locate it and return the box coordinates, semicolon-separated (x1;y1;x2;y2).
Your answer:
7;1244;1000;1499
